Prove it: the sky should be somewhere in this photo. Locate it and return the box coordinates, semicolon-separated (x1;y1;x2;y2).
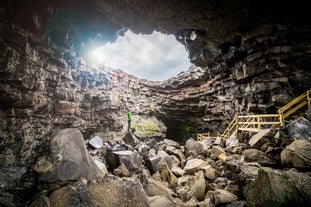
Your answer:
90;31;191;81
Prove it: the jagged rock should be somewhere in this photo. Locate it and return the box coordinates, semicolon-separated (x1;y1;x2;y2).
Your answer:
183;158;209;174
171;166;185;177
169;155;181;167
88;136;103;149
159;158;178;189
282;117;311;142
199;137;215;149
90;175;150;207
35;128;104;181
148;195;177;207
106;150;143;175
164;145;186;161
244;167;311;207
211;146;226;159
143;177;175;197
163;139;181;148
281;140;311;169
0;167;27;190
146;156;173;174
242;149;276;167
226;135;239;148
248;129;276;149
208;189;239;205
114;162;130;177
185;138;206;157
202;165;216;180
93;160;108;176
137;143;151;160
191;171;206;201
123;132;139;146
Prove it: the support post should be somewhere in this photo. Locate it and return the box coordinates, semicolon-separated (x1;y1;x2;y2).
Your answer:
235;114;239;138
307;90;310;109
279;113;284;126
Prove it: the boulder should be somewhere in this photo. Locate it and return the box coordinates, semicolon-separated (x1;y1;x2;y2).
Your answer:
283;117;311;141
106;150;143;175
248;129;276;149
35;128;104;181
185;138;205;157
191;171;206;201
211;146;226;159
281;139;311;169
123;132;139;146
148;195;176;207
143;177;175;197
88;136;103;149
90;175;150;207
183;158;209;174
208;189;238;205
242;149;276;167
244;167;311;207
159;158;178;189
146;156;172;174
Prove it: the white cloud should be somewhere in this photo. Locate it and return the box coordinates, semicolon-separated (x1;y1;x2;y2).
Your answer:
92;31;191;81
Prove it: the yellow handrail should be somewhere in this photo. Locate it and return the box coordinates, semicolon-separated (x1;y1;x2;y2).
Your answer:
219;114;280;139
199;89;311;140
278;89;311;125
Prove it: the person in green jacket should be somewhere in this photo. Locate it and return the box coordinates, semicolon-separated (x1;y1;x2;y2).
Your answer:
127;110;133;131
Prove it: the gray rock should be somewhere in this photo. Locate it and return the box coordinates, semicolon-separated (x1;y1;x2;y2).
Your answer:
183;158;209;174
88;136;103;149
242;148;276;167
281;139;311;169
36;128;104;181
248;129;276;149
244;167;311;207
146;156;172;174
106;150;143;175
284;117;311;141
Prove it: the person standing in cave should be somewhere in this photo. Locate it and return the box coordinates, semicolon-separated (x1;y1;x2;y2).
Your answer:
127;109;133;131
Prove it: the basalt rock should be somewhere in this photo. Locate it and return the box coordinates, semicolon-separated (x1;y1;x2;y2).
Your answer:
1;1;311;206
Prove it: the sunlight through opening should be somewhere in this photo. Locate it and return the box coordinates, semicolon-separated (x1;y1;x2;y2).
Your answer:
88;30;191;81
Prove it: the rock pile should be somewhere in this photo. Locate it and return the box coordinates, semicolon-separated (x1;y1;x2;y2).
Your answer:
22;110;311;206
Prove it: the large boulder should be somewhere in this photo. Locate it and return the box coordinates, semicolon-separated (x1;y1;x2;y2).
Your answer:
281;139;311;169
242;149;276;167
106;150;143;175
244;167;311;207
34;128;104;181
248;129;276;149
281;117;311;142
31;176;150;207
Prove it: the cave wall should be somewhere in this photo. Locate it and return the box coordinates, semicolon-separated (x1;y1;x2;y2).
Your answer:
1;0;311;162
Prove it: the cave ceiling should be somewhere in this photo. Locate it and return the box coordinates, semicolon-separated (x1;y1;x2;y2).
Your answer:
3;0;310;67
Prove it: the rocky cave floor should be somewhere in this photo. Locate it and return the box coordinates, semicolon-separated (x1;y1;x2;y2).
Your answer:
7;109;309;207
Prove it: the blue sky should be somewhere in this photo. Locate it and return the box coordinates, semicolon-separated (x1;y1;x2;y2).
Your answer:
91;31;191;81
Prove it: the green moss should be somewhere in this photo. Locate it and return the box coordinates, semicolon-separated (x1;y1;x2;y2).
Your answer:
134;120;159;138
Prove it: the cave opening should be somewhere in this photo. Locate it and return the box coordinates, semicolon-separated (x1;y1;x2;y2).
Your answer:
87;30;191;81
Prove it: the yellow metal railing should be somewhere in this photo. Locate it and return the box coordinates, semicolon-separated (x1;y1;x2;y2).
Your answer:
278;89;311;125
219;114;280;139
197;89;311;140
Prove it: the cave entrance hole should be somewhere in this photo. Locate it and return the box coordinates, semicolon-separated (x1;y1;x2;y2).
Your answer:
88;30;191;81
